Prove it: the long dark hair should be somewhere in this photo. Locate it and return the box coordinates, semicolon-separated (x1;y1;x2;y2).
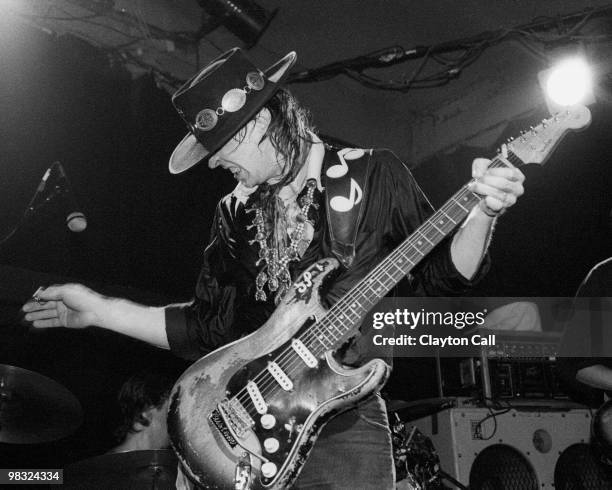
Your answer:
247;88;317;244
262;87;315;189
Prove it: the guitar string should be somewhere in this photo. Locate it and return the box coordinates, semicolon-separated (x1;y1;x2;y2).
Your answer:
233;155;516;414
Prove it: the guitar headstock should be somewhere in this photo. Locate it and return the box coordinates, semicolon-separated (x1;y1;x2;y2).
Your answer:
506;105;591;166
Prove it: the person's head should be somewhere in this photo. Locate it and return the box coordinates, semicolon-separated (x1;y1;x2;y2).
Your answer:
169;48;314;189
113;371;174;449
207;88;314;188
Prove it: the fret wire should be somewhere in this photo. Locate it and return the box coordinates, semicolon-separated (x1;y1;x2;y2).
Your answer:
415;230;434;245
392;260;407;276
375;276;387;288
430;222;444;234
383;268;396;281
308;327;332;351
453;197;469;211
304;335;328;352
396;250;414;268
439;209;457;224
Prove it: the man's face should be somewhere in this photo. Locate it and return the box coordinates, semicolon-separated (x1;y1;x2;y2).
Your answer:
207;115;282;188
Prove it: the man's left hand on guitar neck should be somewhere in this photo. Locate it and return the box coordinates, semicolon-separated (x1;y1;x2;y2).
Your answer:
451;157;525;280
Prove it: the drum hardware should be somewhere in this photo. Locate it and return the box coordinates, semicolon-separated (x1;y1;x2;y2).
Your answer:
390;397;469;490
0;364;82;444
387;398;457;422
65;449;178;489
391;411;441;489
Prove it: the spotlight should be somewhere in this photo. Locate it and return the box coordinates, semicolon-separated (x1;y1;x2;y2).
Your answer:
198;0;278;48
539;56;595;113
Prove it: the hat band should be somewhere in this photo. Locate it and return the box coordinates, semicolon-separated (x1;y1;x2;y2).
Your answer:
193;71;265;132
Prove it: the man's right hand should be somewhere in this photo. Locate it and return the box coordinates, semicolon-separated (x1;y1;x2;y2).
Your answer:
22;284;170;348
22;284;103;329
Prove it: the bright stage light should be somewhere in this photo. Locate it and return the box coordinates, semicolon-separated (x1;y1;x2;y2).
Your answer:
540;57;593;107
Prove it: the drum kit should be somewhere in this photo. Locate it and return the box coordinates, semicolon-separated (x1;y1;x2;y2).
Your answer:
0;361;457;489
0;364;177;489
387;397;465;490
1;362;532;489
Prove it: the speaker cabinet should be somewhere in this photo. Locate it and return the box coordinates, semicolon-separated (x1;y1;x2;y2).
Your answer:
411;407;595;489
554;443;612;489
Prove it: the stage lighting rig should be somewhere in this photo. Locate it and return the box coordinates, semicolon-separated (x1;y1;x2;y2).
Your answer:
196;0;277;48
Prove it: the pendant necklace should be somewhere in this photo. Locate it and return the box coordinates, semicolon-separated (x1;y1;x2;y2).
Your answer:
249;178;318;302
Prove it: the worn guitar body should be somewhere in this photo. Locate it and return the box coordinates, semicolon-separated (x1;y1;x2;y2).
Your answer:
168;258;391;489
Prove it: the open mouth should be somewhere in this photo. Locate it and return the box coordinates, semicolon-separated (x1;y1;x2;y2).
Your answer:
228;167;245;181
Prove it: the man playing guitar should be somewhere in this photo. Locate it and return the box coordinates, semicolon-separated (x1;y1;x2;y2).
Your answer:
23;48;524;489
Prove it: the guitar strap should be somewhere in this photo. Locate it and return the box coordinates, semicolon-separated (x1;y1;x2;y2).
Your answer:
322;147;373;269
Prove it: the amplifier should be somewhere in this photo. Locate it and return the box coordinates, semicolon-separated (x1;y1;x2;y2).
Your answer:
410;407;597;489
485;358;567;400
440;329;570;402
477;329;562;358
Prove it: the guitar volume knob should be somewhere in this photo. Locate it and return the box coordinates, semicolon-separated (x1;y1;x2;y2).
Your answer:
260;413;276;429
264;437;280;453
261;461;278;478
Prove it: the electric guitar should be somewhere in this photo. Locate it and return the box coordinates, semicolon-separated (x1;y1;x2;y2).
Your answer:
168;106;591;489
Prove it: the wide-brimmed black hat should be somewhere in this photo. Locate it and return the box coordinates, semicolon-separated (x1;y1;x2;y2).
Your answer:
169;48;297;174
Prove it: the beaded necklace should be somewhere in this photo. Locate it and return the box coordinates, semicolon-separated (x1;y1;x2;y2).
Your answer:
250;178;318;302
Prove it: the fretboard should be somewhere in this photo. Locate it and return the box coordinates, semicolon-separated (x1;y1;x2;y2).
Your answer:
301;151;523;354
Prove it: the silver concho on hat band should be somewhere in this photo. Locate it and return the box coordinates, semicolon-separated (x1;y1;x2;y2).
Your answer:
221;89;247;113
192;72;265;132
246;71;265;91
195;108;218;131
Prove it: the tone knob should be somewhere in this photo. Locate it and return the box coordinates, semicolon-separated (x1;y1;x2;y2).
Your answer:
264;438;280;453
261;462;278;478
260;413;276;429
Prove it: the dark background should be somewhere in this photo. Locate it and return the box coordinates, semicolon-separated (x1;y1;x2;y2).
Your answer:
0;23;611;468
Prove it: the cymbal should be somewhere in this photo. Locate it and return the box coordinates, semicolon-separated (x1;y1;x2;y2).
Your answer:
387;397;456;421
0;364;82;444
66;449;178;490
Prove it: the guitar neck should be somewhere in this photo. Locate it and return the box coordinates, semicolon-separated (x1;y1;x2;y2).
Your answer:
304;152;522;353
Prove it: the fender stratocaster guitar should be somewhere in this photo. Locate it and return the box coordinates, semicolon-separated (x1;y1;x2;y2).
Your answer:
168;106;591;489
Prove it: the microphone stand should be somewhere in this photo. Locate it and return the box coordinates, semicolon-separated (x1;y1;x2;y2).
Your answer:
0;183;64;251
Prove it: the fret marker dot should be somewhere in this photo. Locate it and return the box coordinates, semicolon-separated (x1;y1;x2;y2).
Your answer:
418;241;422;246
